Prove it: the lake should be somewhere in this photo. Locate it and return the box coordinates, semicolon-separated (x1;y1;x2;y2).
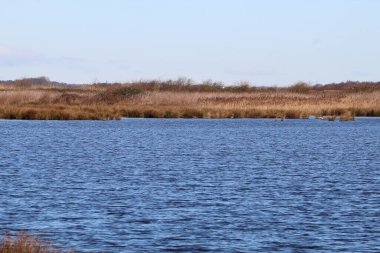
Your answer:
0;118;379;252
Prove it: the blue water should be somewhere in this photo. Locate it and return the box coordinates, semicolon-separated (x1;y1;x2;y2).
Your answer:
0;118;379;252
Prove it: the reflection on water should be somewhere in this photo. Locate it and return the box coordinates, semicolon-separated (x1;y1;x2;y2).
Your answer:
0;119;379;252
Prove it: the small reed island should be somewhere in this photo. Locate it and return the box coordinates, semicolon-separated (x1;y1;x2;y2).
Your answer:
1;77;379;120
0;232;73;253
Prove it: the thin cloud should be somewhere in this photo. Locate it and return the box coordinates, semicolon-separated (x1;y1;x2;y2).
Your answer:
107;59;130;71
0;44;93;72
352;71;370;77
0;45;42;66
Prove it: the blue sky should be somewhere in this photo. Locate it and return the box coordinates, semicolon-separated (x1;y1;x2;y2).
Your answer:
0;0;379;85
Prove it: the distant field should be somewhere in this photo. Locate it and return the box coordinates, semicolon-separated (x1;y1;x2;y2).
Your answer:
0;78;379;120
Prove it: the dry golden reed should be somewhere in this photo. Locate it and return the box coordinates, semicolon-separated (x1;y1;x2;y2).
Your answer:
0;78;379;120
0;232;73;253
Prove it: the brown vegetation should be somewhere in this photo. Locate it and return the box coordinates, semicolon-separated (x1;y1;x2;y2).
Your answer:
0;232;73;253
0;78;379;120
339;110;355;121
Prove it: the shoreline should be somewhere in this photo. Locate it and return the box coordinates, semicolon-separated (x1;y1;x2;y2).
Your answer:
4;116;380;121
1;79;379;120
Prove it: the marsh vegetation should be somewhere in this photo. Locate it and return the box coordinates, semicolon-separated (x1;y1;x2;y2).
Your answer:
0;77;379;120
0;232;73;253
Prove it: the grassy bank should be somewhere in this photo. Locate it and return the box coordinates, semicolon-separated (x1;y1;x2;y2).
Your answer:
1;78;380;120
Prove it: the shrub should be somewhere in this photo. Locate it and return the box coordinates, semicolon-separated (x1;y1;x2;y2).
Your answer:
54;93;81;105
288;82;312;93
95;86;144;104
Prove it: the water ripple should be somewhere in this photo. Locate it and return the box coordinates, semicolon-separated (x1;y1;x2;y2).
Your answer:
0;119;379;252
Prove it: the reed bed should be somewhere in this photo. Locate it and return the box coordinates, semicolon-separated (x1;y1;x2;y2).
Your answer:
0;233;73;253
0;78;380;120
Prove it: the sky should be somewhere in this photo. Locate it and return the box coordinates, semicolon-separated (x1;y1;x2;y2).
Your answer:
0;0;379;86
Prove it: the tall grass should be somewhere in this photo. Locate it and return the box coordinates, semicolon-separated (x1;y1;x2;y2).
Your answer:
339;110;355;121
0;232;73;253
0;79;380;120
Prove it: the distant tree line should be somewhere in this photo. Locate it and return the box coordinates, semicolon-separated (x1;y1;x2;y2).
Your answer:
1;77;380;93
